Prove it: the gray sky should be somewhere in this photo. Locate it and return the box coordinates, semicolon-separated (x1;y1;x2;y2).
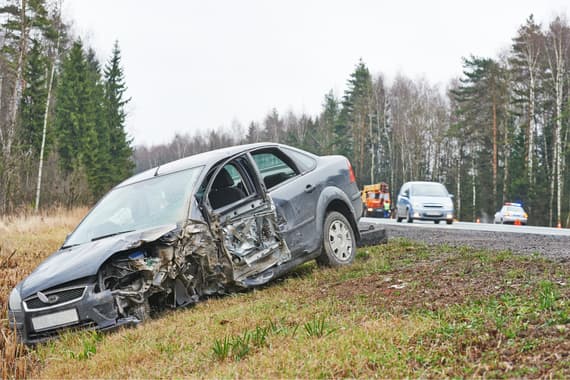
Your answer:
63;0;569;147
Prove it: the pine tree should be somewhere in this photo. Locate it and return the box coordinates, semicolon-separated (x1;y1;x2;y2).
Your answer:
338;59;374;184
19;38;48;157
451;56;510;215
318;90;339;155
54;39;100;201
103;41;133;189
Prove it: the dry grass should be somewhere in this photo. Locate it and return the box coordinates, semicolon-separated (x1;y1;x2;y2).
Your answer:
1;212;569;378
0;207;87;380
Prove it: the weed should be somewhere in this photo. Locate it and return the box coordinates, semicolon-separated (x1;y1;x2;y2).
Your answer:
251;326;269;347
538;280;559;311
304;315;334;338
231;332;251;361
66;331;102;360
212;336;232;361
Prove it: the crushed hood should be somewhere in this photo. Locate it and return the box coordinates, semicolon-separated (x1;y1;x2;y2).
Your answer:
18;224;178;299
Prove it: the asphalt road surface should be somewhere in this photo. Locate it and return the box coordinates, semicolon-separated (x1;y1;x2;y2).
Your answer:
360;217;570;261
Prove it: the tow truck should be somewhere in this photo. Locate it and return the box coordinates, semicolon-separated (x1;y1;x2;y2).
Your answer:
361;182;391;218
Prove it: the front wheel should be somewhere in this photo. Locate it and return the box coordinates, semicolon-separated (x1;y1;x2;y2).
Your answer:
316;211;356;267
407;209;414;223
434;220;440;224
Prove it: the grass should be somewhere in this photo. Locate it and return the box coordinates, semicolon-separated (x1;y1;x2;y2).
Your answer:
0;207;88;379
1;213;569;378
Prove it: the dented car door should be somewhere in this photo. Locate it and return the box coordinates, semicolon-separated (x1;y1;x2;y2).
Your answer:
202;154;291;287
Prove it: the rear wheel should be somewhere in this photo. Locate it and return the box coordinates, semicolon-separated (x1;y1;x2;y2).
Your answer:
316;211;356;267
434;220;440;224
446;219;453;225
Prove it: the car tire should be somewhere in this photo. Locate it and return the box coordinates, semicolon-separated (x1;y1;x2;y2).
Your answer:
446;220;453;225
407;209;413;223
434;220;440;224
316;211;356;267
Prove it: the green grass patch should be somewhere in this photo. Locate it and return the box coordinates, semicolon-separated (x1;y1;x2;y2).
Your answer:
31;240;570;378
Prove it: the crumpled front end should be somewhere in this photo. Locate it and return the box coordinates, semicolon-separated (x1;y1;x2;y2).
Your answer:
9;221;232;344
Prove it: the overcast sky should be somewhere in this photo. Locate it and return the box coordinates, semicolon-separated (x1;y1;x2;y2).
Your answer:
63;0;569;147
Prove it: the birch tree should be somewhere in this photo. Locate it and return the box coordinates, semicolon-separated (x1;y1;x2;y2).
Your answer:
544;16;570;226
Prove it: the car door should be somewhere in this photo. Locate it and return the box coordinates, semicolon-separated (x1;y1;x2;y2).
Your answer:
201;154;291;285
397;183;411;218
249;147;320;258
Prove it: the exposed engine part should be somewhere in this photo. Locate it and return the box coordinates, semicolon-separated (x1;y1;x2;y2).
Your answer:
98;201;289;322
98;222;231;321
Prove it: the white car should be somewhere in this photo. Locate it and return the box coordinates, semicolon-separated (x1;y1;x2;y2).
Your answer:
494;203;528;225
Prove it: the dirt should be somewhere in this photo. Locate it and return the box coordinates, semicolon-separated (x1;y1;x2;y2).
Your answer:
318;252;559;313
317;250;570;378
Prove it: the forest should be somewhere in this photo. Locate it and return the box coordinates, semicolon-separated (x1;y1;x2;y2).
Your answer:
1;1;570;227
0;0;132;214
137;14;570;227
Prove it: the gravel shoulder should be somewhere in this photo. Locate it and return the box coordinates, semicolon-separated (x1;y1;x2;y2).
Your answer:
359;221;570;261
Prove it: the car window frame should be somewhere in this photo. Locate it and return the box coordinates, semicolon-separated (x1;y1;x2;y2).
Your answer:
250;147;302;191
201;153;265;216
279;146;317;173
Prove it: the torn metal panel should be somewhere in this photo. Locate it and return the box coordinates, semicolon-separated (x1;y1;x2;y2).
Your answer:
98;221;233;320
216;198;290;284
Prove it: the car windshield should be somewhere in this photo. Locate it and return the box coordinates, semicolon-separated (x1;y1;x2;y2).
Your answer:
412;183;448;197
65;167;202;247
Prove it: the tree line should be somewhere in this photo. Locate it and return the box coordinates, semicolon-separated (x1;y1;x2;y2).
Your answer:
2;4;569;227
0;0;132;214
136;13;570;227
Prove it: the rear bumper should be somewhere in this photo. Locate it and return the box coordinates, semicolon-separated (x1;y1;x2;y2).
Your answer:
501;216;527;224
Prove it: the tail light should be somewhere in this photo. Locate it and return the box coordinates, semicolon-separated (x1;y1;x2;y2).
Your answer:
347;160;356;183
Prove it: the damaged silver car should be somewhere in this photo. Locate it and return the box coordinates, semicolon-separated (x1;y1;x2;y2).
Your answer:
8;143;362;344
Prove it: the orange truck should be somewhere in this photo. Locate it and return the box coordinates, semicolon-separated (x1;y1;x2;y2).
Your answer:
361;182;391;217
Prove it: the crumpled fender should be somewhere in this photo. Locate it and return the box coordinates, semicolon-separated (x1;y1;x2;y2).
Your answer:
18;224;178;299
315;186;360;244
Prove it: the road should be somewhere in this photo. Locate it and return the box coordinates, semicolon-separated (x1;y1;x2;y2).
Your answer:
361;217;570;237
359;217;570;261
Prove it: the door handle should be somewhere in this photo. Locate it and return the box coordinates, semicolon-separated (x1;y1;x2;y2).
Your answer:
304;184;316;193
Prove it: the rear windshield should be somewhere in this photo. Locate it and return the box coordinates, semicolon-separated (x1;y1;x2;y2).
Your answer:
411;183;448;197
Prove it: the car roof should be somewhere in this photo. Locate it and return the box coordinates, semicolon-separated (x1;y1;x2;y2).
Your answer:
116;142;288;188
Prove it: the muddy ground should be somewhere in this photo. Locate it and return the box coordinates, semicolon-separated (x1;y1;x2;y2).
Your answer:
359;222;570;261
